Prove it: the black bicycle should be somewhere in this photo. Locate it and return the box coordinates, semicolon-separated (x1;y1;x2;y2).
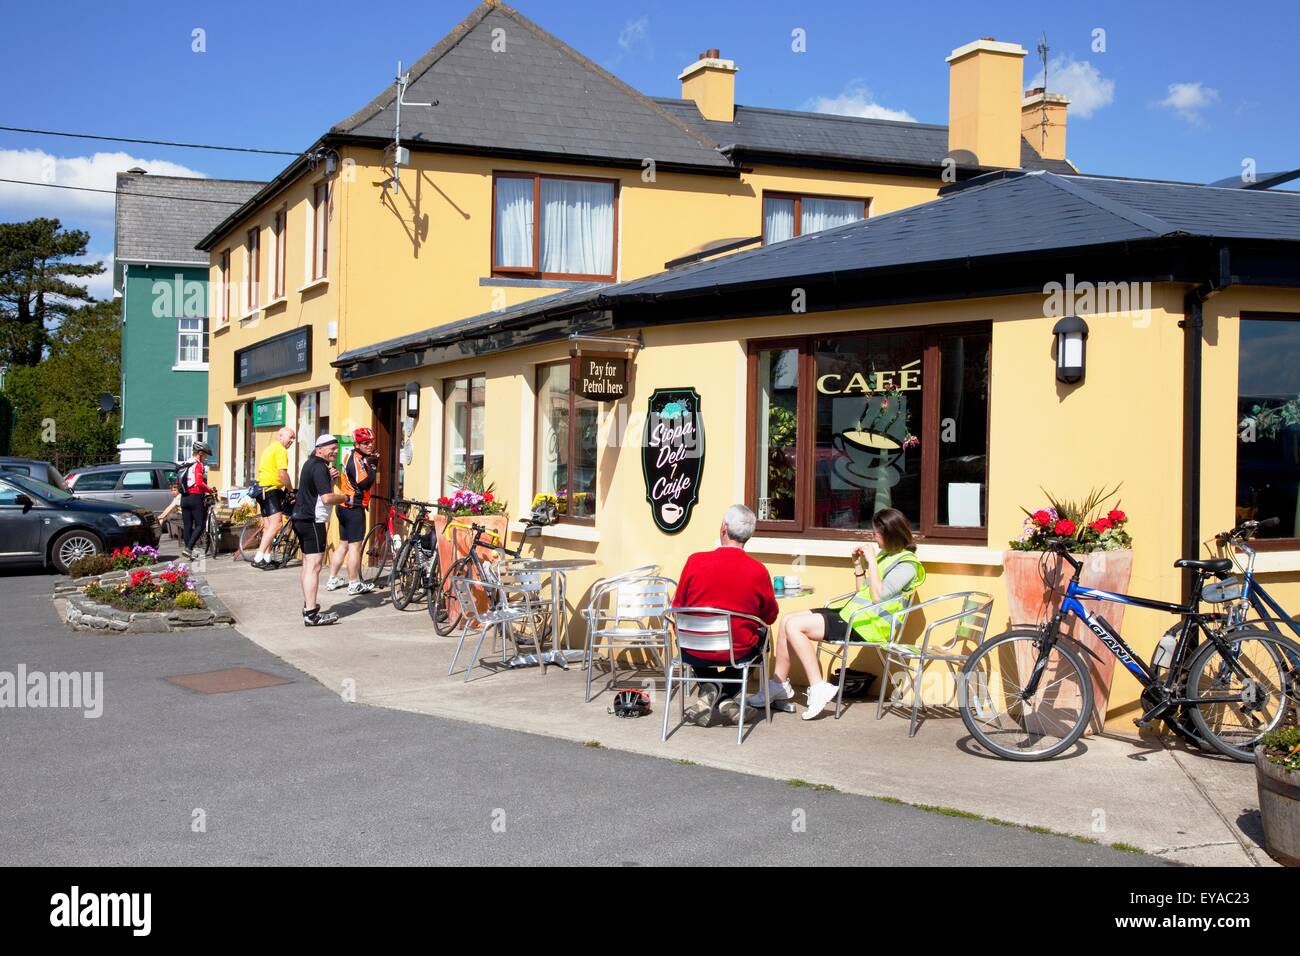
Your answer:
958;537;1300;762
389;499;439;611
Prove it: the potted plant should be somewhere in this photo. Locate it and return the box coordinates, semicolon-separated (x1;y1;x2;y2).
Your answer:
433;469;509;573
1003;486;1134;734
1256;726;1300;866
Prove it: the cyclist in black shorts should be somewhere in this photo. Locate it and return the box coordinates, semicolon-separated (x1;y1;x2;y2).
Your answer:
325;427;380;595
294;434;346;626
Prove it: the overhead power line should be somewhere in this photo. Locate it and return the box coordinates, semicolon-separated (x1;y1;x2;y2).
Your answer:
0;125;300;156
0;178;249;205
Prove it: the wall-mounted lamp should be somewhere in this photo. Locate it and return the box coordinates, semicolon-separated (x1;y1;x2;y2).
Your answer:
1053;315;1089;384
404;381;420;419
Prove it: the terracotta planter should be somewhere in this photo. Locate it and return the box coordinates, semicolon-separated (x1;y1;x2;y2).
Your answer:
433;513;511;575
1256;749;1300;867
1002;548;1133;735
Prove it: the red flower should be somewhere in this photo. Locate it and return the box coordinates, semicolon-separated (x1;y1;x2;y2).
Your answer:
1107;509;1127;523
438;496;451;506
1032;510;1052;527
1054;519;1077;536
1090;518;1112;533
483;493;494;503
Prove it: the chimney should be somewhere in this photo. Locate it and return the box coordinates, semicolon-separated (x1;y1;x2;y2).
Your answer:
1021;87;1070;161
946;38;1028;169
679;49;738;122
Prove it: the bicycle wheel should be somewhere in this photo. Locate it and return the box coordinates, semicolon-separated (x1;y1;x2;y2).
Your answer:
204;512;222;558
433;556;473;636
274;526;301;568
237;518;265;562
1186;627;1300;761
390;536;426;611
958;629;1094;761
359;526;391;585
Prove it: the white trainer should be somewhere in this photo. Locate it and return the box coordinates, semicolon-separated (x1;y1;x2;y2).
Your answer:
746;678;794;709
324;576;347;591
346;580;375;595
802;681;838;720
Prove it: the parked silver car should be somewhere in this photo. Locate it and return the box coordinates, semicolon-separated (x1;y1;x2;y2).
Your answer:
65;461;179;515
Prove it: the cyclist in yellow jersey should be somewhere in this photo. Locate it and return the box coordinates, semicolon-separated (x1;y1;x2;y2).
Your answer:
252;427;296;567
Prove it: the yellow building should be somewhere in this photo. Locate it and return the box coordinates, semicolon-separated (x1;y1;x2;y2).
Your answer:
196;2;1300;729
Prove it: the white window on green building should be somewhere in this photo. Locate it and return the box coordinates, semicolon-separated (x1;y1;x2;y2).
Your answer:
177;317;208;368
177;417;207;462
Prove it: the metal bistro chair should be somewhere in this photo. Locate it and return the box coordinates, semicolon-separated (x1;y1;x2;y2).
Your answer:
663;607;772;745
582;574;675;702
819;590;994;736
446;576;538;683
497;561;555;669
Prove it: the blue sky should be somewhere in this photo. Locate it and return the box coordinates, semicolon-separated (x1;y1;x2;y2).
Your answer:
2;0;1296;298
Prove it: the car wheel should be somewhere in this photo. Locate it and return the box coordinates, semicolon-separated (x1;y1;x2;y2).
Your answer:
51;529;104;573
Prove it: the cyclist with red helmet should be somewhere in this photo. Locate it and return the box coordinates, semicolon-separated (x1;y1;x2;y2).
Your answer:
325;426;380;594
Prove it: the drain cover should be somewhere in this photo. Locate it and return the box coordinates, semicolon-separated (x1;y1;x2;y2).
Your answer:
165;666;291;695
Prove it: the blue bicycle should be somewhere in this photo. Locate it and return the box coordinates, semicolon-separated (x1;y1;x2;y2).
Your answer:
958;531;1300;762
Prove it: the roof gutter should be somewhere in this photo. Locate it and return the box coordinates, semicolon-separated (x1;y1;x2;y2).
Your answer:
1181;244;1233;600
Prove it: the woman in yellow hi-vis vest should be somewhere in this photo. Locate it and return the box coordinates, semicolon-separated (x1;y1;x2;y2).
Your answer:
749;508;926;720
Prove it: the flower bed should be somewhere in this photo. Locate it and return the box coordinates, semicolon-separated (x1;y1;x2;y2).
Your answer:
82;563;205;613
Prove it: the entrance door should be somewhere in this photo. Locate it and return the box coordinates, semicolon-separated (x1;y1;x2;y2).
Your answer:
370;391;401;528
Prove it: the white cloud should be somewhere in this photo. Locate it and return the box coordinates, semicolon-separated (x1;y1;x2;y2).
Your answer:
80;253;115;301
805;81;916;123
1029;56;1114;119
0;149;207;219
1157;82;1220;124
617;16;649;53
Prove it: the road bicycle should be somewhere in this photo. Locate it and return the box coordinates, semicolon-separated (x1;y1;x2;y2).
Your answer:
957;536;1300;762
389;500;440;611
358;496;415;588
430;510;551;637
190;493;222;559
237;493;296;563
1211;518;1300;650
236;496;305;569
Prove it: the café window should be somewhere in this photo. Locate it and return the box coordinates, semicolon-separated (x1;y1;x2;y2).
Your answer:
1237;314;1300;542
747;325;990;539
535;361;598;520
443;375;485;493
494;173;617;281
762;192;867;244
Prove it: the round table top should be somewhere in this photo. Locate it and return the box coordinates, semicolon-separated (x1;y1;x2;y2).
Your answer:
516;558;599;571
775;587;815;599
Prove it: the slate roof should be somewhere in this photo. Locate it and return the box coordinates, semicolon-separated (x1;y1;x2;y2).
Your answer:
654;99;1077;174
115;172;264;264
334;170;1300;367
332;2;730;171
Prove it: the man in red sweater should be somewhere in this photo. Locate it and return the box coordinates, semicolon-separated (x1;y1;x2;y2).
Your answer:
671;504;779;727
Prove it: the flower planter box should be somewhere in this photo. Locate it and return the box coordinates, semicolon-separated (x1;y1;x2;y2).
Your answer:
1002;548;1133;735
1256;748;1300;866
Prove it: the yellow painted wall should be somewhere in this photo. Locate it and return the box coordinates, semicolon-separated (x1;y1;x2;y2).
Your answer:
206;143;943;487
349;284;1300;728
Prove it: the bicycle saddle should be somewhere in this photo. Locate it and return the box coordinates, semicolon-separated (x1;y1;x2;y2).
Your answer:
1173;557;1233;574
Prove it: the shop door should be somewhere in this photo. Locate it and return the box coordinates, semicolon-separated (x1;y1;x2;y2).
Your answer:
371;391;401;528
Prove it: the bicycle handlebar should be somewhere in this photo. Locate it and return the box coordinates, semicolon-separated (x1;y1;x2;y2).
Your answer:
1216;516;1279;545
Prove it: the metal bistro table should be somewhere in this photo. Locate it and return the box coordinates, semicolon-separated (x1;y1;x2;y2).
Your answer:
775;587;815;600
506;558;598;669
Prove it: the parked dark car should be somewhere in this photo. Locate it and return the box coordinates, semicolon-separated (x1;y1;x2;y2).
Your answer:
0;457;67;490
0;472;161;573
65;461;179;514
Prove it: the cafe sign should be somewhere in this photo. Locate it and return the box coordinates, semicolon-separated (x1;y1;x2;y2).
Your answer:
816;359;920;395
575;356;628;401
642;388;704;534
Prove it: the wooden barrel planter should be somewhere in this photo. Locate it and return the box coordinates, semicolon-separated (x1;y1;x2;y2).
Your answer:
1256;748;1300;866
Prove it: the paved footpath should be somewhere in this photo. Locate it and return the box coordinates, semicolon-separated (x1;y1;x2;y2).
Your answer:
0;569;1163;866
194;551;1280;867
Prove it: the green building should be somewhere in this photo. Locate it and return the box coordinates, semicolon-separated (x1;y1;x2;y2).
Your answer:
113;170;262;463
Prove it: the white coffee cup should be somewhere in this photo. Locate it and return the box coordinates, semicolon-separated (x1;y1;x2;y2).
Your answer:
784;575;801;592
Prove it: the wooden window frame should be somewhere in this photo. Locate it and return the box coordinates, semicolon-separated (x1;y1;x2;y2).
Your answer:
272;206;287;299
491;171;619;283
1236;311;1300;551
533;357;597;524
246;226;260;311
218;249;231;325
760;190;870;244
744;324;990;544
442;373;486;493
312;181;329;280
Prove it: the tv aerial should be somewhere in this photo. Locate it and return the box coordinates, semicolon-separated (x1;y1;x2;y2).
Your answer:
384;60;437;194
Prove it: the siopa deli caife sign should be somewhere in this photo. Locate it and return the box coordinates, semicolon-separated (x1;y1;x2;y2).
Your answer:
576;357;628;401
642;387;704;534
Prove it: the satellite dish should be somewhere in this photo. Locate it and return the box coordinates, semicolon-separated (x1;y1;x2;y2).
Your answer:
97;393;116;413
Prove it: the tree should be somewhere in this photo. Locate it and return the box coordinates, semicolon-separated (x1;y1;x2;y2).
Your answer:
1;299;121;470
0;218;104;366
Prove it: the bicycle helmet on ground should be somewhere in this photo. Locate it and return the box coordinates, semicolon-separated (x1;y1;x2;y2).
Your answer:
609;688;652;718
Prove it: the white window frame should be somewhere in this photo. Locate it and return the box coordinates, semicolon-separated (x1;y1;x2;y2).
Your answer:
176;316;208;370
176;417;208;463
